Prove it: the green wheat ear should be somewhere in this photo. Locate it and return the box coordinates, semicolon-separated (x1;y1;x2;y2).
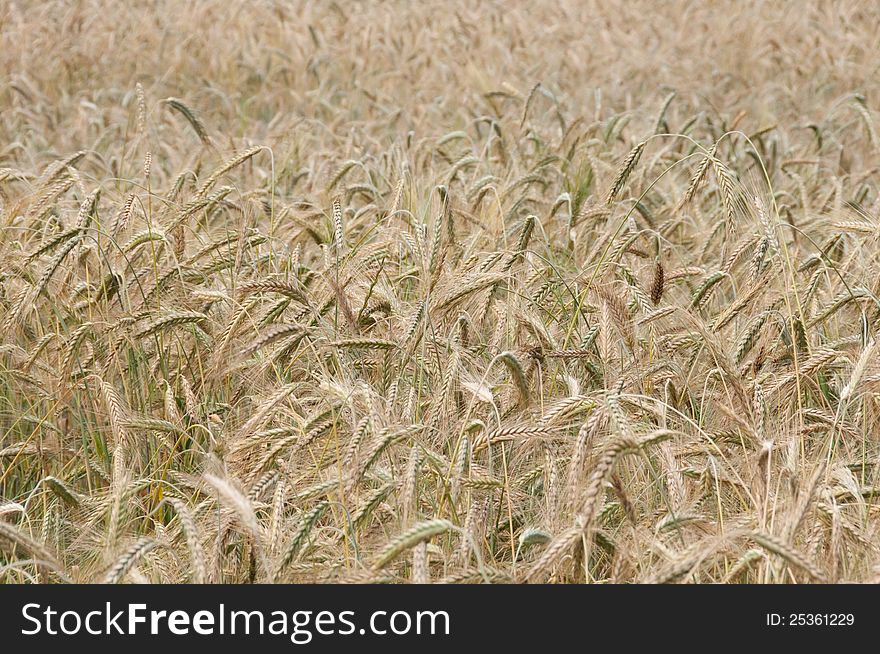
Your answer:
372;519;455;571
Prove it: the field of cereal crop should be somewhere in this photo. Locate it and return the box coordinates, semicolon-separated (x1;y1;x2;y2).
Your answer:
2;1;880;584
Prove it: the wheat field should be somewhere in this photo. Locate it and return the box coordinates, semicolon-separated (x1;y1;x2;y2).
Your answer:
2;0;880;584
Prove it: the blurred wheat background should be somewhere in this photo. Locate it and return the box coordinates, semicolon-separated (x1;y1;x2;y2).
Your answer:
2;0;880;583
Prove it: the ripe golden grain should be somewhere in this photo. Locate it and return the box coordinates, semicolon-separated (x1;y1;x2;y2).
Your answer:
1;0;878;586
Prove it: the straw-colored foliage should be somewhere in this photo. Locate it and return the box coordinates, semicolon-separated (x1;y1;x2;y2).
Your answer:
2;1;880;583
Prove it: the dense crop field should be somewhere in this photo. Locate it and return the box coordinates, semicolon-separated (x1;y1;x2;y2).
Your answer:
2;1;880;583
